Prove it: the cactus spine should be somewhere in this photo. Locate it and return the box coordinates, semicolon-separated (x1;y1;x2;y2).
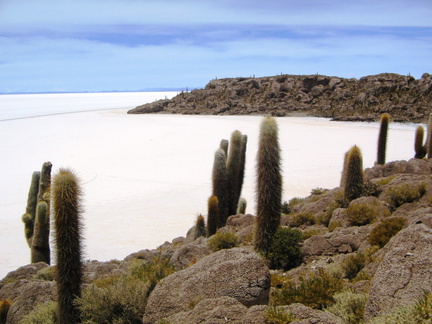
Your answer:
343;145;364;202
52;168;83;324
207;195;219;237
212;148;230;228
194;214;207;239
376;113;390;165
414;126;426;159
254;116;282;255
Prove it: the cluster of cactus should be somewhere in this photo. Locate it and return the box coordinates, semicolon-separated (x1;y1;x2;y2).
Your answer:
207;131;247;236
21;161;52;264
414;113;432;159
254;116;282;255
52;168;83;324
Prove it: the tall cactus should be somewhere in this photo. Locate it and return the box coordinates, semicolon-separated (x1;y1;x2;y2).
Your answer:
426;113;432;159
31;201;50;264
22;171;40;247
343;145;364;202
219;139;229;156
414;126;426;159
254;116;282;255
52;168;83;324
226;130;244;216
207;195;219;237
212;148;230;228
376;113;390;165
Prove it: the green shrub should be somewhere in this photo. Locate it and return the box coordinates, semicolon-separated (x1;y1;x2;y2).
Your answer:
290;212;316;227
311;187;328;195
387;183;427;208
369;217;406;248
326;289;368;324
271;268;344;310
267;227;303;270
265;306;296;323
207;232;239;251
20;301;58;324
302;228;327;240
346;201;388;226
129;257;175;294
77;278;149;324
341;253;366;280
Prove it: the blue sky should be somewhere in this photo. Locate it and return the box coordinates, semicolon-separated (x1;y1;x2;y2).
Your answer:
1;0;431;93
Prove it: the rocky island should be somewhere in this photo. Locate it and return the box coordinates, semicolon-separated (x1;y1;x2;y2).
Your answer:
129;72;432;123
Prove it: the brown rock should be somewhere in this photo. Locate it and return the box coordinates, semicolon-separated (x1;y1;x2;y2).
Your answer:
143;247;270;323
364;224;432;320
281;303;342;323
170;236;212;270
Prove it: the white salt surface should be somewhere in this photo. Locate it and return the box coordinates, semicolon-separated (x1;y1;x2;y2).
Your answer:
0;92;422;278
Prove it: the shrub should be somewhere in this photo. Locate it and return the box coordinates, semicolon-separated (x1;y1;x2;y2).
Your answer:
346;201;387;226
387;183;427;208
282;197;305;214
311;187;328;195
267;227;303;270
369;217;406;248
20;301;58;324
302;228;327;240
290;212;316;227
207;232;239;251
341;253;366;280
326;289;368;324
77;278;149;324
271;268;344;310
129;257;175;294
265;306;296;323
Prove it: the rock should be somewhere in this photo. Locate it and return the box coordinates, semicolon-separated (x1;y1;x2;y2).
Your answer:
0;280;56;323
281;303;343;323
0;262;48;286
170;236;212;270
143;247;270;323
364;224;432;320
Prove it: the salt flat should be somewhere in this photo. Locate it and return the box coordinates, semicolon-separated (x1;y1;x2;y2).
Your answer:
0;92;422;278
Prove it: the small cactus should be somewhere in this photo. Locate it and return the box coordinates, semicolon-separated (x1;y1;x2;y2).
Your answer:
52;168;83;324
237;198;247;214
376;113;390;165
219;139;229;156
194;214;207;239
0;299;11;324
343;145;364;202
207;195;219;237
22;171;40;247
254;116;282;255
414;126;426;159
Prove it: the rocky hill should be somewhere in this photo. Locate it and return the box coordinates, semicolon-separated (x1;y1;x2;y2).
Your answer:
2;157;432;323
128;73;432;123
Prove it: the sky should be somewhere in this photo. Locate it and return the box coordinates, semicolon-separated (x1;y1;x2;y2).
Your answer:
0;0;431;93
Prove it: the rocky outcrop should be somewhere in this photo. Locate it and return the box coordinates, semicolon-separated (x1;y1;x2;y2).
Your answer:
364;224;432;320
128;73;432;123
143;247;270;323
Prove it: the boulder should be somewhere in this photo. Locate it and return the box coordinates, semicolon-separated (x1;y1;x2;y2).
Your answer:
170;236;212;270
143;247;270;323
364;224;432;320
281;303;342;324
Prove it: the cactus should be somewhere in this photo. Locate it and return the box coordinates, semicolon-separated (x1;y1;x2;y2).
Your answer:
207;195;219;237
22;171;40;247
237;198;247;214
220;139;229;156
238;134;248;205
340;151;349;188
426;114;432;159
194;214;207;239
376;113;390;165
0;299;11;324
414;126;427;159
226;130;244;216
31;201;50;264
52;168;83;324
254;116;282;255
343;145;364;202
212;148;230;228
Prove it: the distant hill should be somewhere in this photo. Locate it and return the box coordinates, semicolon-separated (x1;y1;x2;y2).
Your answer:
128;73;432;123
